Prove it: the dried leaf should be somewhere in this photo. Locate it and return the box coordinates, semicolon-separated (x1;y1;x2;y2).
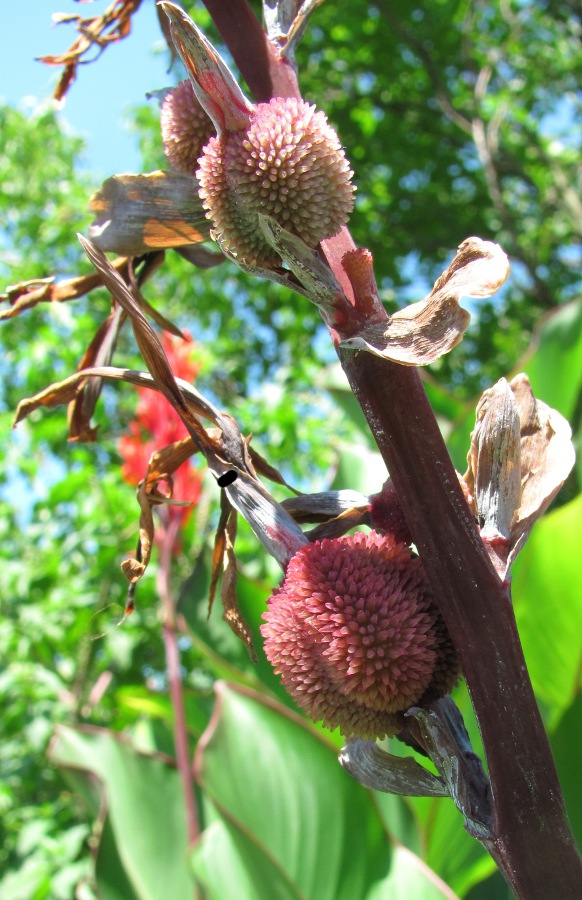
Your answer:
221;509;257;661
465;373;575;574
207;499;256;659
340;237;510;366
121;479;155;584
247;445;300;494
88;171;210;256
209;496;233;613
38;0;143;103
67;306;125;442
306;506;370;541
78;235;212;451
144;438;198;490
0;258;130;320
468;378;521;542
506;374;575;570
14;366;217;431
15;376;87;425
339;739;448;797
281;490;369;523
121;436;199;584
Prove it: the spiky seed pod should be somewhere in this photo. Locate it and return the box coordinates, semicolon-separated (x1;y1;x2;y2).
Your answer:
161;80;215;173
197;97;355;267
261;531;460;739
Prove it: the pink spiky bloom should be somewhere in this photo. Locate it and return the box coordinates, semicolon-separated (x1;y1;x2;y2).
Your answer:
161;79;215;174
118;333;202;532
261;531;460;739
198;97;355;267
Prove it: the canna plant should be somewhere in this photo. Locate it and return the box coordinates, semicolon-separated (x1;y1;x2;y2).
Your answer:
4;1;581;898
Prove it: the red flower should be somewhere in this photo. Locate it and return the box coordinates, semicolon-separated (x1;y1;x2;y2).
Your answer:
118;333;202;530
261;531;460;739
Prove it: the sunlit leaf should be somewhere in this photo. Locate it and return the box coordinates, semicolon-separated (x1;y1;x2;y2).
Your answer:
512;495;582;728
49;725;193;900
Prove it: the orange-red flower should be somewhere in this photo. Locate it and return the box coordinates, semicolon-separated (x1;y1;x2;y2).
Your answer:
118;333;202;530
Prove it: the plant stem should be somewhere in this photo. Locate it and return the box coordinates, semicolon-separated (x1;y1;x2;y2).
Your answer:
157;513;200;851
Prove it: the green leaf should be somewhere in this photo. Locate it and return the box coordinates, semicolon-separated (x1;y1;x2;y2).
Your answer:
522;298;582;420
512;495;582;728
195;682;390;899
550;694;582;849
49;725;194;900
366;845;460;899
192;816;301;900
194;682;456;899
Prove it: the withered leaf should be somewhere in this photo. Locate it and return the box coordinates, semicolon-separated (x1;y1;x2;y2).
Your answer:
208;498;256;660
38;0;143;104
465;373;575;575
0;258;131;321
68;305;125;442
340;237;510;366
468;378;522;542
281;490;369;524
506;374;575;570
221;510;257;661
121;437;199;585
88;171;210;256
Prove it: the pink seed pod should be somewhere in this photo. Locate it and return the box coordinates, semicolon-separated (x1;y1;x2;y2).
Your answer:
198;97;355;266
161;79;215;173
261;531;460;739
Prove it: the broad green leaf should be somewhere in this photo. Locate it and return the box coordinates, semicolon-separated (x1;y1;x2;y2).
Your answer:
49;725;193;900
421;797;495;898
192;817;301;900
195;682;392;900
521;298;582;421
367;845;459;899
550;694;582;849
512;495;582;728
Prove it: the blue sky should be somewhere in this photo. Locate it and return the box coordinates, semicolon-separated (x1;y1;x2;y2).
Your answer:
0;0;171;177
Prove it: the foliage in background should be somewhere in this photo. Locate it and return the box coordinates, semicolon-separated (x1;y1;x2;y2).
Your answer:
1;1;581;897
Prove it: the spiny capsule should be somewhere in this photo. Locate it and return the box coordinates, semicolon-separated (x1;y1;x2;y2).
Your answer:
198;97;355;266
261;531;460;739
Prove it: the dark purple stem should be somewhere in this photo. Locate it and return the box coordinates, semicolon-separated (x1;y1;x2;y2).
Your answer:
202;3;582;896
157;512;200;852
